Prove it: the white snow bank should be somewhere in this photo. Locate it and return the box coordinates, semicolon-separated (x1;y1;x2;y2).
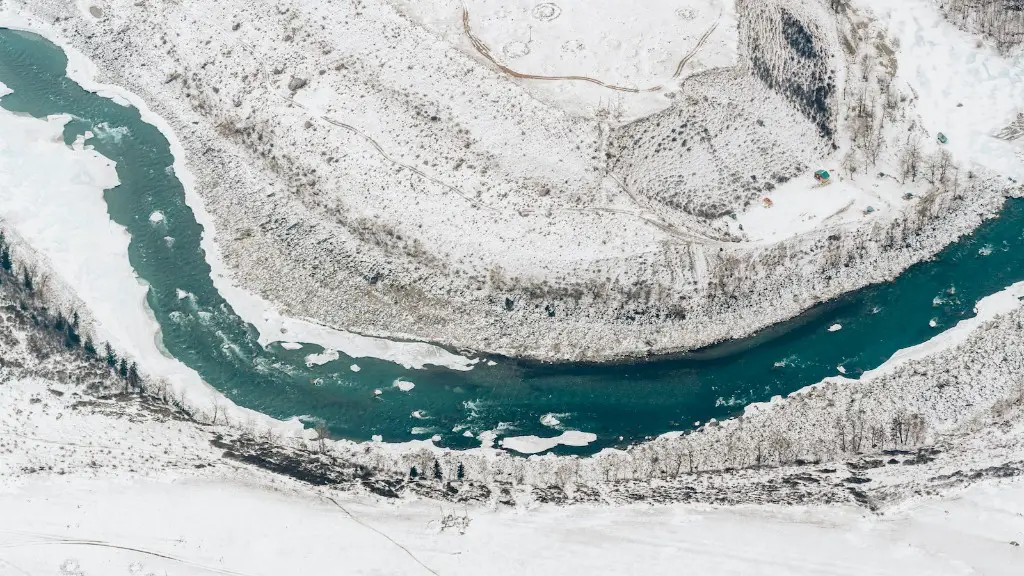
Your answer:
863;280;1024;379
250;308;478;370
501;431;598;454
0;107;301;438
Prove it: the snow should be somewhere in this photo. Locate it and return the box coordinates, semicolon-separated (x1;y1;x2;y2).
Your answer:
737;175;916;243
0;108;276;431
392;0;739;120
500;430;598;454
3;472;1022;575
2;362;1022;575
861;0;1024;180
252;309;478;371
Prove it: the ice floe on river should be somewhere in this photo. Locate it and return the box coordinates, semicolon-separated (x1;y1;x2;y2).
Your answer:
500;431;599;455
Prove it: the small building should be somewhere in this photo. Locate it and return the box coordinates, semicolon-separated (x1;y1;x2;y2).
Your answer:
762;197;773;208
813;169;831;184
937;132;948;144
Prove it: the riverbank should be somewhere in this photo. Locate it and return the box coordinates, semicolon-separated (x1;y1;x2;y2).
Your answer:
8;0;1019;362
2;281;1022;574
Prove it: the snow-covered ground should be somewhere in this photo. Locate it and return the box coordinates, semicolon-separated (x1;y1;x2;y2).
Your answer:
391;0;738;120
4;473;1023;576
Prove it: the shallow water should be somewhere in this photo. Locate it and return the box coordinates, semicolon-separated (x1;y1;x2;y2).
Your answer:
2;28;1022;455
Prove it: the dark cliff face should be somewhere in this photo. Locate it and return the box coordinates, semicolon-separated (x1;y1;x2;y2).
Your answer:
741;0;838;142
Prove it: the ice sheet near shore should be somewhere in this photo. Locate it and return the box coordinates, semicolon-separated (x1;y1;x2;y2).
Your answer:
500;430;598;454
0;11;477;373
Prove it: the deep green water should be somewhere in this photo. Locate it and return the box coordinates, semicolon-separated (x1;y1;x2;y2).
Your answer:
2;28;1022;454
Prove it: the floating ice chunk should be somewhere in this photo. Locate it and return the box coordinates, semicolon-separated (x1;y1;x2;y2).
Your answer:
411;410;428;419
431;434;442;442
304;349;339;367
462;430;474;437
280;342;303;350
478;430;498;448
539;413;562;427
163;236;175;248
929;319;938;328
148;210;165;224
373;389;382;397
486;360;497;366
828;323;842;332
393;378;415;392
837;365;847;374
371;434;382;442
350;364;361;372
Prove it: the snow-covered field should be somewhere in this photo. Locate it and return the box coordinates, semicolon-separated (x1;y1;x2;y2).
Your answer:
4;473;1023;576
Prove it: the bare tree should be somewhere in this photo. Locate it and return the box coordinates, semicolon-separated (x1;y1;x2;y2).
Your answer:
899;136;923;183
315;421;330;453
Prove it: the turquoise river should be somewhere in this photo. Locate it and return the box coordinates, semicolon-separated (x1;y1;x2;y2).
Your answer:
2;28;1022;454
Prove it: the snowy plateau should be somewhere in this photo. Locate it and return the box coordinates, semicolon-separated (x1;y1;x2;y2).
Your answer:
1;0;1024;574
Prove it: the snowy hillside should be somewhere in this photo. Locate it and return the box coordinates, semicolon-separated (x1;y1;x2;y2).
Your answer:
6;0;1017;360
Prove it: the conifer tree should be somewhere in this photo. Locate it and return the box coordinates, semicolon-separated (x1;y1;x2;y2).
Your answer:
433;460;443;480
118;357;129;379
104;343;117;367
83;337;96;357
128;362;141;390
